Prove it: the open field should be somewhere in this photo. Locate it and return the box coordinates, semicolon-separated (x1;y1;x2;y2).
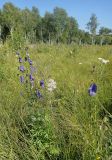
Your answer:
0;44;112;160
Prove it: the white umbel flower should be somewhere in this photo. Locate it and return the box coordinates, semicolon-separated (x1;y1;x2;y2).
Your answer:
47;79;56;92
98;58;109;64
102;59;109;64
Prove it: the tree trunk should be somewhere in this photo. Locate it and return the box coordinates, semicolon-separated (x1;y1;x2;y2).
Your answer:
100;35;104;46
91;36;95;45
79;39;82;45
48;32;51;44
0;25;1;37
40;27;43;43
10;27;14;40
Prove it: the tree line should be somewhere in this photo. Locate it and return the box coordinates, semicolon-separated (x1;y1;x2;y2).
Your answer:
0;2;112;45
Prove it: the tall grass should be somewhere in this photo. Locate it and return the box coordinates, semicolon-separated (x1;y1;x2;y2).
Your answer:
0;43;112;160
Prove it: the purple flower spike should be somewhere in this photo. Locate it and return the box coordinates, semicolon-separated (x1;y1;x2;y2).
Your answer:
88;83;97;96
40;80;44;88
36;90;42;98
20;66;25;72
19;57;22;63
28;58;33;65
29;74;34;81
29;60;32;65
20;76;24;83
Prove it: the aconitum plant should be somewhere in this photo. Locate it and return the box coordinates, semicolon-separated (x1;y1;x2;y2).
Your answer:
20;76;24;83
28;58;33;65
19;66;25;72
36;89;42;98
16;48;43;99
40;80;44;88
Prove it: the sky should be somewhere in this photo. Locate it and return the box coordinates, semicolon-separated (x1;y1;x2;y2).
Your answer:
0;0;112;31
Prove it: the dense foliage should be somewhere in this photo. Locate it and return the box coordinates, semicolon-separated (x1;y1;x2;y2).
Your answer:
0;2;112;46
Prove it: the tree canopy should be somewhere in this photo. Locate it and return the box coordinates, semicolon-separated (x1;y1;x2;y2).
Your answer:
0;2;112;45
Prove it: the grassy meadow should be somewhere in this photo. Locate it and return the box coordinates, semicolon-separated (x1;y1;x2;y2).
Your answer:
0;43;112;160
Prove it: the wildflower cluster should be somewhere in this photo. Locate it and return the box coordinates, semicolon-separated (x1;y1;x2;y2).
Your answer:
47;78;56;92
16;48;100;99
16;49;44;98
16;49;57;99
